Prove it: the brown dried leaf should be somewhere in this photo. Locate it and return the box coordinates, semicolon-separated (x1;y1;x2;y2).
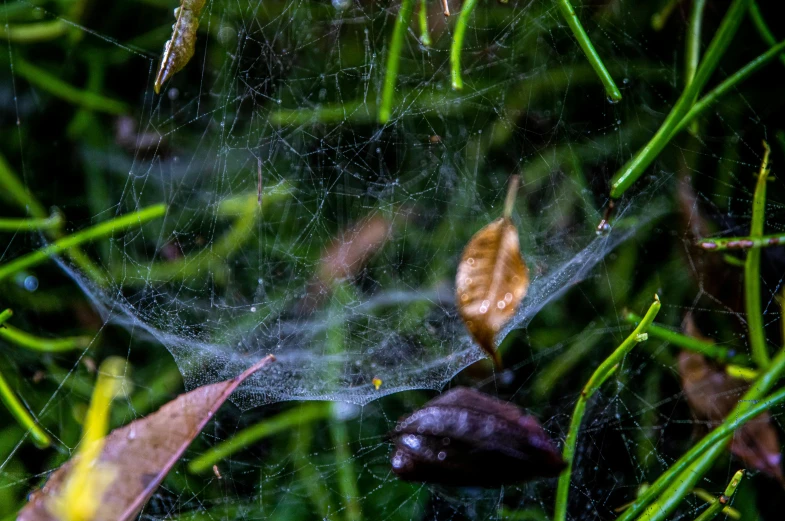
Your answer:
678;350;784;486
455;216;529;366
18;355;276;521
298;215;392;314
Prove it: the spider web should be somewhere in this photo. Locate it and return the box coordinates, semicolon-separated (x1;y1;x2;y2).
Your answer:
2;0;785;520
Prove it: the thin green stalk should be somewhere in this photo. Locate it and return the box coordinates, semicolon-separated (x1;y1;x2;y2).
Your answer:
450;0;479;90
0;315;51;448
379;0;416;123
748;1;785;67
554;296;661;521
672;39;785;137
745;142;770;368
0;152;47;218
692;488;741;519
0;322;91;352
624;312;752;366
651;0;680;31
691;470;744;521
292;424;337;519
418;0;431;46
330;408;361;521
0;151;108;285
0;214;62;232
685;0;706;134
187;403;332;474
0;204;167;282
610;0;752;198
617;346;785;521
699;232;785;251
0;20;68;42
685;0;706;88
13;55;128;115
555;0;621;102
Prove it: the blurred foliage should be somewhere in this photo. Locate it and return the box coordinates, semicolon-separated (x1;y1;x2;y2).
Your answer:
2;0;785;520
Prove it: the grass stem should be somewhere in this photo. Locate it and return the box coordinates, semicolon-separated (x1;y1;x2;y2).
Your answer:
0;312;51;449
610;0;752;198
187;403;332;474
0;204;166;282
0;214;63;232
379;0;416;123
450;0;479;90
745;142;771;368
418;0;431;46
553;296;661;521
748;1;785;67
555;0;621;102
623;312;752;365
691;470;744;521
0;322;91;352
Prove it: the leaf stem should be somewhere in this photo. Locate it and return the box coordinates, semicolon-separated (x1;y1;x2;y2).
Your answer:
745;142;771;368
610;0;752;198
685;0;706;88
0;204;166;282
503;175;520;219
555;0;621;102
187;403;332;474
450;0;478;90
691;470;744;521
623;312;752;366
553;296;661;521
379;0;416;123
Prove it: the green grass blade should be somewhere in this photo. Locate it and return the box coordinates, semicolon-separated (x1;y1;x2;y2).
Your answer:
379;0;416;123
555;0;621;102
0;20;68;43
691;470;744;521
554;296;661;521
187;402;332;474
450;0;479;90
0;312;51;449
748;1;785;67
0;204;166;282
617;346;785;521
610;0;752;198
0;214;63;232
13;55;128;115
624;312;752;365
0;322;91;352
745;142;771;368
418;0;431;46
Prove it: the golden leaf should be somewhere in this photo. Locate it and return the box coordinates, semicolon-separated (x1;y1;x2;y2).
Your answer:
455;177;528;367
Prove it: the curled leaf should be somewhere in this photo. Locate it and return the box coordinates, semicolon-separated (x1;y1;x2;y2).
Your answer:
390;387;565;487
678;350;784;486
154;0;207;94
19;355;275;521
456;178;528;366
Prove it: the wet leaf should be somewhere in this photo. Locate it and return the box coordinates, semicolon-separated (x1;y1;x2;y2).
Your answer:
390;387;565;487
678;350;784;486
18;355;276;521
455;191;528;366
154;0;207;94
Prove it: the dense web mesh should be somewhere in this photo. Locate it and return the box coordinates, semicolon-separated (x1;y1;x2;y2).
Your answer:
3;0;785;520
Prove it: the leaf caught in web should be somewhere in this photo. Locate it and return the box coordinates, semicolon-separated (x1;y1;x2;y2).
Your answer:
456;176;528;367
390;387;565;487
18;355;276;521
154;0;207;94
678;348;784;486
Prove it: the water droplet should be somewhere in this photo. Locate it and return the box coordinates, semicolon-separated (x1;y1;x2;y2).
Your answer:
437;451;447;461
23;275;38;292
250;306;257;312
